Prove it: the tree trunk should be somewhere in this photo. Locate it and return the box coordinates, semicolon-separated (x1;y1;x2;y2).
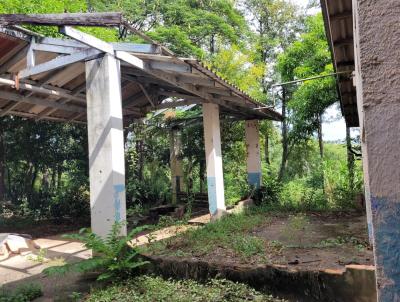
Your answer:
210;34;215;54
264;133;270;165
51;165;57;191
25;163;34;197
186;159;194;194
346;126;355;191
41;168;50;191
136;139;144;181
199;159;205;193
57;164;62;191
317;114;326;194
29;165;38;199
317;113;324;158
0;125;6;200
278;87;288;181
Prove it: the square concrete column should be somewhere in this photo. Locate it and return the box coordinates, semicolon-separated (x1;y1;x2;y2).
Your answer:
245;120;262;189
86;54;126;237
353;0;400;299
170;128;184;204
202;103;226;217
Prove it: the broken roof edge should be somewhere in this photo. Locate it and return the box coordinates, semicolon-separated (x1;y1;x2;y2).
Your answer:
0;13;283;122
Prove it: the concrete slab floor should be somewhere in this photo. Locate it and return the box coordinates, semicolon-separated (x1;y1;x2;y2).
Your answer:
0;235;91;285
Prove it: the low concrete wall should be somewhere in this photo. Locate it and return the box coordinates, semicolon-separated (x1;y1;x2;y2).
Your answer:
144;255;376;302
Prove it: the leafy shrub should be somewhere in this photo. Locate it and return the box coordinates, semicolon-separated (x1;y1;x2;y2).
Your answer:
44;223;149;281
231;236;265;258
279;178;326;211
50;184;90;220
0;283;42;302
253;175;282;206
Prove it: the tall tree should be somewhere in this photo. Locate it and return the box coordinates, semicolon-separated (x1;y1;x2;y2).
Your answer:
276;13;338;179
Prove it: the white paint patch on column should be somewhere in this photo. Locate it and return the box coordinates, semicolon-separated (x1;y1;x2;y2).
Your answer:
202;103;225;217
86;54;126;237
245;120;262;188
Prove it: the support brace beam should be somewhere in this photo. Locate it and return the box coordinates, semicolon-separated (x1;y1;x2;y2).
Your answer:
18;48;101;79
86;53;126;237
60;26;114;54
203;103;225;218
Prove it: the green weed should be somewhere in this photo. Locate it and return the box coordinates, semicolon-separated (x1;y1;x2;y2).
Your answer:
0;283;42;302
85;275;287;302
147;212;267;259
44;222;150;281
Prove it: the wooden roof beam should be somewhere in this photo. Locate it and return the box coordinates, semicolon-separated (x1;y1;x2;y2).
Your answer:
0;46;28;74
154;99;203;110
330;11;352;21
116;51;273;119
333;37;353;48
5;109;85;124
0;91;85;113
0;77;86;103
0;13;122;27
35;82;86;121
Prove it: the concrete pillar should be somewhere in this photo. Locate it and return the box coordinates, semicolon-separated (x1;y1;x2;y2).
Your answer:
86;54;126;237
170;128;184;204
202;103;225;217
353;0;400;299
245;120;262;189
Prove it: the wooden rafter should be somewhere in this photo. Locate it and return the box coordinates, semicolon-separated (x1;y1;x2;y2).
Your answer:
0;13;122;27
0;91;85;113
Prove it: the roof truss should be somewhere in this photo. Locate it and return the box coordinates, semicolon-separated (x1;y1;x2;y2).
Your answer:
0;18;282;122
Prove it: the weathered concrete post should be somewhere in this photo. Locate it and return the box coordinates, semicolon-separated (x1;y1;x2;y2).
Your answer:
245;120;262;189
170;127;184;204
353;0;400;299
202;103;226;218
86;54;126;237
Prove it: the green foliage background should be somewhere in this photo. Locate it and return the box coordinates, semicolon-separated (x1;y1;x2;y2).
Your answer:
0;0;363;224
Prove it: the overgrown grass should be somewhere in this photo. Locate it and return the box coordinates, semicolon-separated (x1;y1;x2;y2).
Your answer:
85;275;287;302
144;211;268;259
0;283;42;302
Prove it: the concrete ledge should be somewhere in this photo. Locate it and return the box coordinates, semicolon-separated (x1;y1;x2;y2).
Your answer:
143;255;376;302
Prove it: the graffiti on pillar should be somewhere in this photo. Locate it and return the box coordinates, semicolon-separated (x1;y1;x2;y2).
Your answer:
248;172;262;189
370;196;400;301
113;184;125;222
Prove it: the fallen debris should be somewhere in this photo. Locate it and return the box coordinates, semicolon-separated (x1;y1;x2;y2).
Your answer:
0;233;40;260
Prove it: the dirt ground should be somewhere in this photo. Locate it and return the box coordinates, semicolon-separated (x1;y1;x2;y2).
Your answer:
0;211;374;301
151;211;374;272
253;212;373;271
0;218;88;239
